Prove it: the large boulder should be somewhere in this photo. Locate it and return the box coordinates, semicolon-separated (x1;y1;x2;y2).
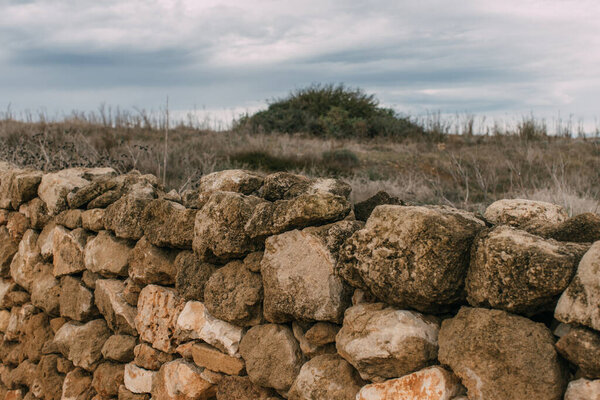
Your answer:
555;241;600;331
9;229;42;291
338;205;484;312
52;227;91;277
84;230;133;277
261;221;361;324
483;199;568;230
239;324;304;392
467;225;588;314
259;172;351;201
174;251;215;302
141;199;196;249
336;303;439;382
288;354;364;400
128;237;178;285
438;307;566;400
151;359;215;400
556;326;600;379
564;378;600;400
95;279;137;335
53;319;111;371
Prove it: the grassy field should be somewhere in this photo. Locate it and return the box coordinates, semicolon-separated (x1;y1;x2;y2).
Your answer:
0;115;598;216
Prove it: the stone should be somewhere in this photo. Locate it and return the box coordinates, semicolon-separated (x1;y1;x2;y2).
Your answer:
49;317;68;333
134;343;175;371
123;278;143;306
21;312;54;362
128;237;178;285
37;221;57;261
53;227;91;277
30;263;60;315
191;343;245;375
103;189;156;240
438;307;566;400
174;251;215;302
7;360;37;389
102;335;137;363
259;172;312;201
151;359;215;400
38;169;92;215
556;326;600;379
175;301;244;357
81;270;101;289
119;385;151;400
262;221;360;324
56;209;83;229
95;279;137;335
62;368;95;400
483;198;568;230
192;169;265;208
0;227;18;277
5;304;35;342
338;205;484;312
354;191;403;222
135;285;184;353
0;280;29;309
304;322;339;346
466;225;588;314
292;322;337;359
555;241;600;331
0;310;9;332
564;378;600;400
67;177;118;209
141;199;196;249
355;366;465;400
535;212;600;243
0;208;8;225
53;319;111;371
336;303;439;382
215;376;278;400
239;324;304;391
31;355;64;400
18;198;50;230
10;229;42;291
204;258;263;326
0;168;43;210
93;362;125;398
124;363;155;394
81;209;105;232
288;354;364;400
6;212;29;243
60;276;98;321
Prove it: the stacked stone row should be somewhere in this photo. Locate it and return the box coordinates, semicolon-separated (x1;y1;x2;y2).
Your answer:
0;163;599;400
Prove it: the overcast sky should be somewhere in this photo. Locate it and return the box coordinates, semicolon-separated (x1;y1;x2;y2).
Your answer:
1;0;599;130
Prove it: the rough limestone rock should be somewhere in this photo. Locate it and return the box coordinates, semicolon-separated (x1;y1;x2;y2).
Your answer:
355;366;464;400
193;192;267;261
175;301;244;356
129;237;178;285
338;205;484;312
31;355;64;400
119;385;151;400
52;227;91;277
216;376;278;400
30;263;60;315
259;172;351;201
354;191;403;222
141;199;196;248
124;363;156;394
123;278;143;306
103;188;156;240
95;279;137;335
555;241;600;331
135;285;184;353
84;230;133;277
37;221;56;261
191;342;245;375
101;334;136;362
190;169;264;208
21;312;53;362
174;251;215;302
467;225;588;314
336;303;439;382
61;368;95;400
304;322;339;346
556;326;600;379
535;212;600;243
0;227;18;276
67;176;118;209
56;209;83;229
18;198;50;230
438;307;566;400
262;221;361;324
0;168;43;210
239;324;304;392
204;258;263;327
92;362;124;397
81;209;105;232
59;276;98;321
288;354;364;400
37;169;94;215
151;359;215;400
53;319;111;371
564;378;600;400
483;198;568;230
9;229;41;292
134;343;175;371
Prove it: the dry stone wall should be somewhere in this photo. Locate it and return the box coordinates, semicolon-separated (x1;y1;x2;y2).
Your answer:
0;162;599;400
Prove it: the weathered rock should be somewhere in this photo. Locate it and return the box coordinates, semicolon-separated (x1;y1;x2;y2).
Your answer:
30;263;60;315
37;221;57;261
304;322;339;346
438;307;566;400
174;251;215;302
0;166;43;210
555;241;600;331
18;198;50;230
95;279;137;335
6;359;37;389
6;212;29;243
53;227;91;277
81;270;101;289
0;310;9;332
133;343;175;371
176;301;244;356
556;326;600;379
123;278;143;306
103;187;156;240
141;199;196;248
31;355;64;400
60;276;98;321
216;376;278;400
151;359;215;400
10;229;42;291
0;227;18;276
38;169;92;215
62;368;95;400
564;378;600;400
467;225;588;314
191;342;245;375
204;258;263;326
192;169;264;207
67;177;118;209
119;385;151;400
354;191;403;222
292;322;337;359
135;285;184;353
484;198;568;230
5;304;35;342
128;237;178;285
21;312;54;362
535;212;600;243
288;354;364;400
259;172;312;201
49;317;67;333
336;303;439;382
81;209;105;232
53;319;111;371
93;362;125;398
262;221;360;324
56;209;83;229
102;335;137;363
355;366;465;400
239;324;304;391
0;280;29;309
338;205;484;312
124;363;155;394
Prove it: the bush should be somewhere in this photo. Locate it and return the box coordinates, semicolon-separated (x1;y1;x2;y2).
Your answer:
235;84;426;139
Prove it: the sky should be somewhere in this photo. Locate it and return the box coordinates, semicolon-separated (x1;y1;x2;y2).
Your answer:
1;0;600;131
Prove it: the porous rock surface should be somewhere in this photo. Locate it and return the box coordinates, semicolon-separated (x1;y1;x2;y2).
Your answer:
484;198;568;230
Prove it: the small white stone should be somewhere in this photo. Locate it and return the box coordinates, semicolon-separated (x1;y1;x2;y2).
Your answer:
124;363;155;394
